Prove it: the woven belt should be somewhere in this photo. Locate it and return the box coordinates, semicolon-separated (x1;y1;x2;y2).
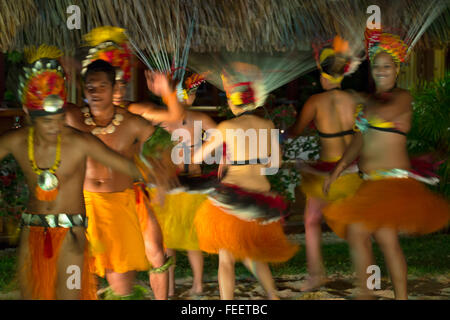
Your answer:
21;213;88;228
359;168;439;185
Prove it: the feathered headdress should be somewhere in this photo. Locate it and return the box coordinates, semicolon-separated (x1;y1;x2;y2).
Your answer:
365;28;409;64
220;62;265;111
82;26;132;82
222;74;257;109
175;72;208;102
19;45;66;116
313;35;361;84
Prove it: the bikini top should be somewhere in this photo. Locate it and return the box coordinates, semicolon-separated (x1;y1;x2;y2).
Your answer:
353;104;406;136
316;129;354;138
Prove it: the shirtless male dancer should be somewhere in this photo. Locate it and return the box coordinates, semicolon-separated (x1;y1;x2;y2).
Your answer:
1;46;157;299
66;59;182;299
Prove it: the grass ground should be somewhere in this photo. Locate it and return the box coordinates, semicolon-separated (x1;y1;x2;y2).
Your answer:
1;233;448;294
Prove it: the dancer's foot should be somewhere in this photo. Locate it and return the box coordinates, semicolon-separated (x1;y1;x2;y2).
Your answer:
188;286;203;297
300;276;328;292
267;292;280;300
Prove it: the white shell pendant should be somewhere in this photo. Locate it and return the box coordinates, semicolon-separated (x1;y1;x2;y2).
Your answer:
37;170;59;191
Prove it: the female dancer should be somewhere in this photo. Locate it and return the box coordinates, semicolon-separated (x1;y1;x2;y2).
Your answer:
193;67;298;299
143;74;217;297
288;36;362;291
323;29;449;299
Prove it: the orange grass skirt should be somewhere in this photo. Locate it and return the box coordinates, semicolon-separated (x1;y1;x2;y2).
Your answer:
323;178;450;239
194;200;299;262
21;226;97;300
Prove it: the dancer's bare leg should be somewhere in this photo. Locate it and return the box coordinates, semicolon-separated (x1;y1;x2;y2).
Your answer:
301;196;328;291
373;228;407;300
347;223;376;299
106;270;136;296
56;227;86;299
142;205;169;300
187;250;204;295
218;249;236;300
166;248;176;297
243;259;279;300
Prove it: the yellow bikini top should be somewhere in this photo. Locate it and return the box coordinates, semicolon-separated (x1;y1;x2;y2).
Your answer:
353;104;406;136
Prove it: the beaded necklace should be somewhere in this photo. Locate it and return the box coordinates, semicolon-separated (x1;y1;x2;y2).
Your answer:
28;127;61;201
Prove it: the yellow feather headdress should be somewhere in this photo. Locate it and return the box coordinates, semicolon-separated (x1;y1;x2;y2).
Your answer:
82;26;132;82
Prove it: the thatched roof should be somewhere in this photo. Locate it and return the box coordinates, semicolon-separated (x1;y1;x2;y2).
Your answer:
1;0;448;54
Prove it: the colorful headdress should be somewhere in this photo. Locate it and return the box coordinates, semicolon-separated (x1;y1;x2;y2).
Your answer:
222;74;257;109
314;35;361;84
19;45;66;117
82;26;132;82
365;28;409;64
175;72;208;102
220;62;265;111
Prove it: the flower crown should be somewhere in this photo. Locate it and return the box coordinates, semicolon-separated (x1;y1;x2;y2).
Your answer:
82;26;132;82
365;28;409;64
19;45;66;116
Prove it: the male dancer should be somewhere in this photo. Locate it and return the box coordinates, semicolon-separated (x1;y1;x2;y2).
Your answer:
1;45;156;299
66;59;182;299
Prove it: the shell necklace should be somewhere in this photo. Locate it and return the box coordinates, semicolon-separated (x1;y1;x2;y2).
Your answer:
82;106;124;135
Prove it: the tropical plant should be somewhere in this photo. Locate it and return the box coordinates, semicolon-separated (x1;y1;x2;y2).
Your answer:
0;155;29;220
408;72;450;198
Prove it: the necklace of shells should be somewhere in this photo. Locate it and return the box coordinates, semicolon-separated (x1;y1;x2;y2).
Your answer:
81;106;124;135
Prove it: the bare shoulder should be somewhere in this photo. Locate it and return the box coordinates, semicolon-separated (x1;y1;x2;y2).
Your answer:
62;125;92;146
265;118;275;129
344;89;366;105
218;117;238;128
117;107;154;141
186;110;203;119
65;103;84;128
0;127;27;147
303;93;321;109
65;103;82;116
393;88;412;100
392;88;413;111
187;110;215;123
118;107;152;128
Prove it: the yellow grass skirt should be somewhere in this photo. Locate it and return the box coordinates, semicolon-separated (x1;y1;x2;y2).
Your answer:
323;178;450;239
194;199;299;262
300;171;362;202
149;188;207;251
84;189;149;277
